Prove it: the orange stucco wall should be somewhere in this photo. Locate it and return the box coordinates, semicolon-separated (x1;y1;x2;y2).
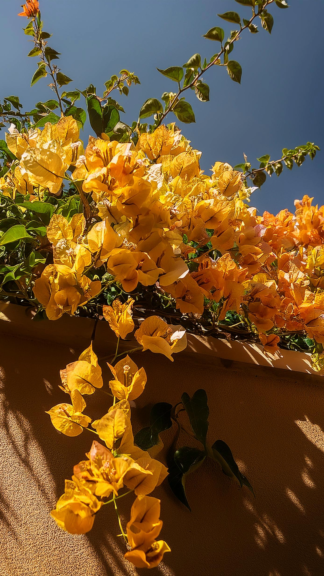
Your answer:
1;305;324;576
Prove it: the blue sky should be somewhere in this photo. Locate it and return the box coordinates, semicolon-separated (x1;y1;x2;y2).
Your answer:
1;0;323;215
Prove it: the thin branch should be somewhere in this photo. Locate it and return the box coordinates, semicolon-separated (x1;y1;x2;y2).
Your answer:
156;0;274;127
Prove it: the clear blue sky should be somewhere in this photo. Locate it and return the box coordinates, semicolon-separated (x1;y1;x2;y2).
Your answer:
1;0;323;215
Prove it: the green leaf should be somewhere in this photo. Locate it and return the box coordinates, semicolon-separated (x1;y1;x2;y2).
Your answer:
4;96;22;110
87;95;103;136
235;0;254;4
109;122;130;143
24;21;34;36
61;90;80;104
28;47;42;57
103;105;120;133
168;447;206;510
218;11;241;25
0;225;32;246
24;22;34;36
0;140;16;161
157;66;184;83
257;154;270;163
275;0;289;7
203;27;225;43
34;112;60;128
16;201;55;225
195;82;210;102
274;162;283;176
181;389;209;445
134;402;173;450
65;106;87;129
261;11;274;34
253;171;267;187
134;427;153;451
56;72;72;87
173;100;195;124
243;19;259;33
41;99;59;110
211;440;254;494
44;47;60;62
2;264;23;285
26;221;47;237
40;31;52;39
31;65;47;87
183;70;195;88
227;60;242;83
139;98;163;119
284;158;293;170
183;54;201;69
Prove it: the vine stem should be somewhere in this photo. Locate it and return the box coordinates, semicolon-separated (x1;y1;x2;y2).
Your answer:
99;346;142;362
113;494;128;542
102;489;133;506
243;151;303;181
33;18;64;114
156;0;274;127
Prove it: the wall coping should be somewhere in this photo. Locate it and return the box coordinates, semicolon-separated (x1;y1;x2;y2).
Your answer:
0;302;320;376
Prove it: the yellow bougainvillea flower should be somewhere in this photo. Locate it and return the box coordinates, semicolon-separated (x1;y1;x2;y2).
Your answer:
168;150;200;181
164;275;204;315
62;343;103;395
51;479;101;535
46;389;92;437
124;456;168;496
125;540;171;569
139;125;185;161
218;169;242;198
47;214;86;246
107;249;162;292
103;298;135;340
107;355;147;401
87;219;122;262
126;495;162;549
124;496;170;568
33;264;101;320
21;146;70;196
117;177;153;218
74;446;153;499
47;213;91;274
135;316;187;362
92;400;130;449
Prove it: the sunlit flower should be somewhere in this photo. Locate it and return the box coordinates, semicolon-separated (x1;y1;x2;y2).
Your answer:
18;0;39;17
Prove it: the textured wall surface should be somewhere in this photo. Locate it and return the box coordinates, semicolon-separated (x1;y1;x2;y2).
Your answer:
1;305;324;576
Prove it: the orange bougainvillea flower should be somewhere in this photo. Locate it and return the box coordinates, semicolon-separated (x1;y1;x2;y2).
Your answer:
103;298;134;340
135;316;187;362
18;0;39;17
164;275;204;315
259;333;280;354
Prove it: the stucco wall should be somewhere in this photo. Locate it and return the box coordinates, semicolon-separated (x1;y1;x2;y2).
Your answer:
1;305;324;576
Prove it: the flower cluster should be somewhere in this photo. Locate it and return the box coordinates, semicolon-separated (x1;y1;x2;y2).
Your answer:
48;308;174;568
2;117;324;369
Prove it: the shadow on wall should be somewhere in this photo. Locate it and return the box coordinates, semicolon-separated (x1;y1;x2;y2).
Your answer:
0;321;324;575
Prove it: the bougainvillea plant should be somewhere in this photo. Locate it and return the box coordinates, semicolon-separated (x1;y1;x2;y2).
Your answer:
0;0;322;568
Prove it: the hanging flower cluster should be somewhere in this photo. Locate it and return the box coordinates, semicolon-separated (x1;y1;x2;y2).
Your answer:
48;311;174;568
